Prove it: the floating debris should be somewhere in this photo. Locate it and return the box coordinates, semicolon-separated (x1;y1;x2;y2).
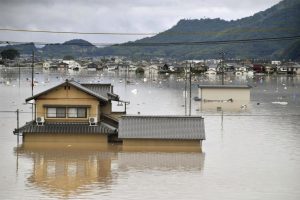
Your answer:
131;89;138;94
272;101;288;105
240;105;247;109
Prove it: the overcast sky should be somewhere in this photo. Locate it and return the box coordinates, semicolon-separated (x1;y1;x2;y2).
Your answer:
0;0;281;45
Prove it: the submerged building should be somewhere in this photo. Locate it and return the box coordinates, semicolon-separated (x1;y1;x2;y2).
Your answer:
14;79;205;150
198;85;251;112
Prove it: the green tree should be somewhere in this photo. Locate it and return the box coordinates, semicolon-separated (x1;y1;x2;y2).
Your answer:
1;49;20;60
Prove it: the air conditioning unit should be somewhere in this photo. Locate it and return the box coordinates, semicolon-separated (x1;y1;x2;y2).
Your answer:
89;117;98;126
36;116;45;126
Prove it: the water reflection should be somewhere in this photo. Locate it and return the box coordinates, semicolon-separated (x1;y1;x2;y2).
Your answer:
118;152;205;172
14;142;205;198
15;142;119;197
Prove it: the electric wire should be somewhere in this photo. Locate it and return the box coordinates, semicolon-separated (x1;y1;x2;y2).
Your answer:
1;35;300;48
0;26;298;36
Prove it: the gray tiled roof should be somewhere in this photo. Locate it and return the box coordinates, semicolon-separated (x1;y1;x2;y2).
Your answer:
119;115;205;140
81;83;119;101
14;121;117;135
81;84;111;97
198;84;251;89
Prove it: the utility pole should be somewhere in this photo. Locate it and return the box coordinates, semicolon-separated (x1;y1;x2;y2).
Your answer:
31;50;34;96
221;53;224;85
18;58;20;88
184;61;187;116
189;63;192;116
31;50;34;120
16;109;19;144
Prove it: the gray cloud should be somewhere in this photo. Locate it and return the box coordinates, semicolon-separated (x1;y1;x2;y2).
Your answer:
0;0;281;44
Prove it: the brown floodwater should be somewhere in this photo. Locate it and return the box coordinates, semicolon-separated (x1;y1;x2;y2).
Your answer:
0;67;300;199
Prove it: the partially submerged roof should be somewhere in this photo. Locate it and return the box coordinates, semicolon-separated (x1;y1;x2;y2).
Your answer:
26;79;119;102
14;121;117;135
119;115;205;140
198;84;251;89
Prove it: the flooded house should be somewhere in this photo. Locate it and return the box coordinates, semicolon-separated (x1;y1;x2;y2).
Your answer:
198;85;251;112
14;79;126;143
14;80;206;150
119;115;205;151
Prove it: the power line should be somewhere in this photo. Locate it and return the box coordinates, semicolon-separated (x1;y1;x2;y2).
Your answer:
1;35;300;48
0;27;298;36
120;35;300;46
0;28;156;36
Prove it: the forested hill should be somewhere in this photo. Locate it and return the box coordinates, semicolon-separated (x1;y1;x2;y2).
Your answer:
99;0;300;60
1;0;300;60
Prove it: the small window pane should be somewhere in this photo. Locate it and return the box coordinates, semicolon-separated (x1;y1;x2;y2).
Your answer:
56;108;66;118
47;108;56;118
68;108;77;118
77;108;86;118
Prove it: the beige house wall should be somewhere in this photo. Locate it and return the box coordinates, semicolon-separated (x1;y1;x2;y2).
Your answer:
199;88;250;111
23;133;108;143
122;139;202;152
35;85;100;122
199;88;250;101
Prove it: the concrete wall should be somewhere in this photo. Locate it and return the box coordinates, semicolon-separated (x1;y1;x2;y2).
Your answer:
35;85;99;122
23;133;108;143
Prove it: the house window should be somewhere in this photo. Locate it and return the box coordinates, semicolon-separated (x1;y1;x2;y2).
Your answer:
47;107;66;118
67;107;87;118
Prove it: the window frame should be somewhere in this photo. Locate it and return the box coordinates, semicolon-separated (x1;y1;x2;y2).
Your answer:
67;107;87;118
46;106;88;118
46;107;66;118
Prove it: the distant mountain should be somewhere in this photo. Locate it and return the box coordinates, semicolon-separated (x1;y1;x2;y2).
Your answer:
280;39;300;60
40;39;99;58
99;0;300;60
0;39;98;58
1;0;300;60
0;42;37;55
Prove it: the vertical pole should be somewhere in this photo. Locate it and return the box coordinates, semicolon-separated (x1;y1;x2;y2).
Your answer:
31;51;34;120
189;63;192;116
16;109;19;144
125;64;127;86
200;88;203;114
31;50;34;96
221;110;224;130
184;61;187;116
221;52;225;85
18;59;20;88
